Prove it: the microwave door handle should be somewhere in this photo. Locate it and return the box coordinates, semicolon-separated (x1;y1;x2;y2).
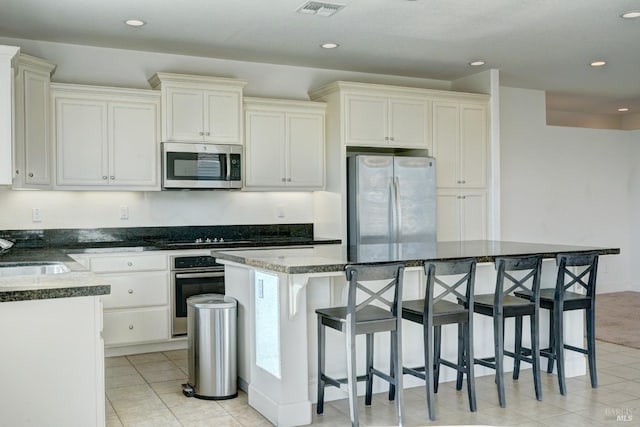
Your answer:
226;153;231;182
175;272;225;279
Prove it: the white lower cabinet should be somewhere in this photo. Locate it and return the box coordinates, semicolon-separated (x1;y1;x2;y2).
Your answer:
437;190;487;241
88;252;170;347
103;308;169;345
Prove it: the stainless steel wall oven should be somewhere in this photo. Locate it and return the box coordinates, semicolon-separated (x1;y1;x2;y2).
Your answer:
170;255;225;336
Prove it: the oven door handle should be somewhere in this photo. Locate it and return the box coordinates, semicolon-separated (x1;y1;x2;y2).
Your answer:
175;272;225;279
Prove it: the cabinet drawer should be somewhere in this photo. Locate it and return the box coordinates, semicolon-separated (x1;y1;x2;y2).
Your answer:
91;254;167;273
101;272;168;309
103;308;169;345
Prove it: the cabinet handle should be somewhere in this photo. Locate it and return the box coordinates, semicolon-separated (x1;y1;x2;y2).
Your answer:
281;178;286;182
462;180;466;184
127;261;133;267
384;136;389;141
128;289;133;294
287;178;292;182
390;137;395;141
110;176;115;180
28;172;34;177
102;176;108;180
15;169;19;175
205;131;210;136
129;325;134;330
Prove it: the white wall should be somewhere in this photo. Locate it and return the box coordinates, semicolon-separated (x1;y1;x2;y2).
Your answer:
630;130;640;291
500;86;633;293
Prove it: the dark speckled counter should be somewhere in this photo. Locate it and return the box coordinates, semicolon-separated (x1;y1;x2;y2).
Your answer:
0;223;338;302
212;240;620;274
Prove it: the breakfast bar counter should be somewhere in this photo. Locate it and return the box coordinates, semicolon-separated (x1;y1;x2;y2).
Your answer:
212;241;619;426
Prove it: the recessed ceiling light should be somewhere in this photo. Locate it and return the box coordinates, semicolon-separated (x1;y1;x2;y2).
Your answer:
618;108;630;112
621;10;640;19
125;19;146;27
320;42;339;49
469;60;485;67
590;60;607;67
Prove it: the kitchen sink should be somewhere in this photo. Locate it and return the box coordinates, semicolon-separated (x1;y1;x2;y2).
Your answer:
0;262;71;277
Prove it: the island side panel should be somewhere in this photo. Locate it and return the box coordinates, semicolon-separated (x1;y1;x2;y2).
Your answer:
0;295;105;427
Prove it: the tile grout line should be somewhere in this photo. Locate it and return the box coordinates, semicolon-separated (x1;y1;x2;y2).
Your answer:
125;353;186;427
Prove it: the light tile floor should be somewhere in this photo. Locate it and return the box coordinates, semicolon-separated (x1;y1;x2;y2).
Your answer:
106;340;640;426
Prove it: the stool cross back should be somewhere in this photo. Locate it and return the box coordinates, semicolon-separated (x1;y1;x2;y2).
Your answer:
542;252;599;395
316;262;405;427
473;255;543;408
391;258;477;421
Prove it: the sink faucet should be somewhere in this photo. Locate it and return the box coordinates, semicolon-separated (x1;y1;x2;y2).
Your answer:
0;238;14;253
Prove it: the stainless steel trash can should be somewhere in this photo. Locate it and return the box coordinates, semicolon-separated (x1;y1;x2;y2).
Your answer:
182;294;237;400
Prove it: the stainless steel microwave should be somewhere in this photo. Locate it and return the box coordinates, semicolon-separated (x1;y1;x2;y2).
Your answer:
162;142;242;189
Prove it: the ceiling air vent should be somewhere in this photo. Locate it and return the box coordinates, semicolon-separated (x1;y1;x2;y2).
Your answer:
296;1;345;17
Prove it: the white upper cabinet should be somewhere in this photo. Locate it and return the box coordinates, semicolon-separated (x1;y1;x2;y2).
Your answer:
13;54;56;188
345;93;428;148
432;101;488;189
52;84;160;190
244;97;325;190
149;73;247;144
0;46;20;186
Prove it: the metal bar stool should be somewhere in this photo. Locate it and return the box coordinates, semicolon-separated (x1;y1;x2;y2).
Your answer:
390;258;477;420
473;255;543;408
516;252;599;395
316;262;405;427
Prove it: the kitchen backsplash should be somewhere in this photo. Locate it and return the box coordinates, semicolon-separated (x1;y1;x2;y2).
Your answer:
0;189;314;230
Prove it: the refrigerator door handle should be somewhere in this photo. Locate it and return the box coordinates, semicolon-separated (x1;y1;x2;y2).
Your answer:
389;177;396;244
394;176;402;244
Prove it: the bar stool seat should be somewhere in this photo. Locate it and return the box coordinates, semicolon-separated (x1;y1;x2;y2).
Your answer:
318;306;397;332
473;255;543;408
473;294;536;316
391;259;477;421
515;252;599;395
316;262;405;427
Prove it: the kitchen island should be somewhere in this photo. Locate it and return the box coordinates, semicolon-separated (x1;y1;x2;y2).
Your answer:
213;240;619;427
0;258;110;427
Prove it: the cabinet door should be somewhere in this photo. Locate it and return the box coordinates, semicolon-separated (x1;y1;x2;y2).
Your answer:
245;110;285;188
460;191;487;240
100;272;168;309
286;112;324;188
22;69;51;186
389;98;428;148
56;98;108;185
109;101;159;187
432;102;459;189
460;104;487;188
164;87;204;142
345;94;387;146
436;192;461;241
204;90;242;144
103;308;169;345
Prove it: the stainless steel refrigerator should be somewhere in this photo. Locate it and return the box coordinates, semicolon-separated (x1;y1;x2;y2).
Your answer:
347;154;436;261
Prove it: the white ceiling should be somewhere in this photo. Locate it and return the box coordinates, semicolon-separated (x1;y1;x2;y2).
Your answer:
1;0;639;115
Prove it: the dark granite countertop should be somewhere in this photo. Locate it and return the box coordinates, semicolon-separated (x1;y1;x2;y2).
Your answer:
212;240;621;274
0;224;339;302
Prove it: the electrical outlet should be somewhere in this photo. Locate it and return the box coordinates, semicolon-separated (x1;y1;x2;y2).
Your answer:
120;205;129;220
32;207;42;223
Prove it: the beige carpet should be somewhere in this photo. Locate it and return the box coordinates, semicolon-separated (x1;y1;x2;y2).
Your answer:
596;291;640;349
